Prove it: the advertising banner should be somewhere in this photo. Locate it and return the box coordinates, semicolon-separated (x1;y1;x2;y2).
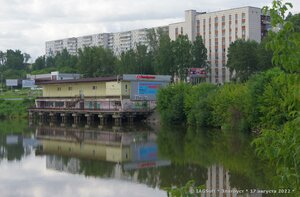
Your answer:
22;80;35;88
6;79;18;87
138;81;162;95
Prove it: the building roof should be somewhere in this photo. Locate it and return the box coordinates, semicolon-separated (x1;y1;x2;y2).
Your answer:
36;76;122;85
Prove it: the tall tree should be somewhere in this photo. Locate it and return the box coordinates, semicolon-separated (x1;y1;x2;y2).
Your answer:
77;46;117;77
5;49;24;70
154;33;175;75
172;35;193;81
226;39;260;82
32;56;45;70
191;36;208;68
286;13;300;33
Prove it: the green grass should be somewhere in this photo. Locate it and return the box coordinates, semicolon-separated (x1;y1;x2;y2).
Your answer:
0;88;42;99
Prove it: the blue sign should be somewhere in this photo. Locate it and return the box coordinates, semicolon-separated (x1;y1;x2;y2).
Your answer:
138;82;161;95
139;145;158;161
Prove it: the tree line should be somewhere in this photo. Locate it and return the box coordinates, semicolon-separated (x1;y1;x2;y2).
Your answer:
31;32;208;80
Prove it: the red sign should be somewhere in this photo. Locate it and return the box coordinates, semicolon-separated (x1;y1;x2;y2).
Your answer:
136;75;156;79
188;68;207;78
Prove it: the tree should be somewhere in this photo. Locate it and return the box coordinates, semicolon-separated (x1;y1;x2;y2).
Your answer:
172;35;192;81
286;13;300;33
154;33;175;75
77;46;117;77
32;56;45;70
5;49;24;70
226;39;260;82
191;36;207;68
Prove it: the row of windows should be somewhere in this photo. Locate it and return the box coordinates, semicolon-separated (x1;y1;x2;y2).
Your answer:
57;86;98;91
199;13;246;24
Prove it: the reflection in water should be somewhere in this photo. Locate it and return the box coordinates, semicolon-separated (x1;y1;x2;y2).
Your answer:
157;125;278;196
0;121;282;197
35;125;172;183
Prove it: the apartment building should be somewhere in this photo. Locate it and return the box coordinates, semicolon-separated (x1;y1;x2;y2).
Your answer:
45;26;168;57
169;6;270;84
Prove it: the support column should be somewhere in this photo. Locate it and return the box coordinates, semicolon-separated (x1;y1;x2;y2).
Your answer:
28;111;34;125
127;115;135;124
38;112;45;122
98;114;108;125
113;113;122;125
49;112;57;123
72;113;79;124
85;114;91;125
60;113;67;125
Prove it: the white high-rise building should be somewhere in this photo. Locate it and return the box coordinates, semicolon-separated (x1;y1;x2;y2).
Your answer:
169;6;270;84
45;26;168;58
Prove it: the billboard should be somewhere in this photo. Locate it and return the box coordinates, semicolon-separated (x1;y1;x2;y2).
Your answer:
130;81;168;100
188;68;207;78
6;79;18;87
138;82;161;95
22;80;35;88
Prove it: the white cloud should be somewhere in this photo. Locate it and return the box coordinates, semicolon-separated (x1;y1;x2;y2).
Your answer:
0;0;299;61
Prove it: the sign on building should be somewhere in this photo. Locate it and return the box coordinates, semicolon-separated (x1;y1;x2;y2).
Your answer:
6;79;18;87
22;80;35;88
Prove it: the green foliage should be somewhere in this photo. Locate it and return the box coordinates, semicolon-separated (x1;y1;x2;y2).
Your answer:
286;13;300;33
0;99;34;119
246;67;283;128
263;0;300;73
154;33;175;75
172;35;193;81
226;39;273;82
252;117;300;193
191;36;207;68
157;83;190;123
77;47;117;77
164;180;205;197
258;73;298;129
184;83;217;127
211;83;251;131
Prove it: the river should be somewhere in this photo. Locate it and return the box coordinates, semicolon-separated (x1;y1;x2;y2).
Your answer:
0;120;283;197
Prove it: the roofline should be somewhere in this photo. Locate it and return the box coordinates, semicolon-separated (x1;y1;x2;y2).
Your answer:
36;76;123;85
196;6;261;15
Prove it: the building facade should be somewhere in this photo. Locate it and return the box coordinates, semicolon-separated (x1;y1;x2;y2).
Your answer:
45;27;168;57
169;7;270;84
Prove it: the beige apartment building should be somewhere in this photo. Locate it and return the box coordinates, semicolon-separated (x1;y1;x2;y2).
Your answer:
169;7;270;84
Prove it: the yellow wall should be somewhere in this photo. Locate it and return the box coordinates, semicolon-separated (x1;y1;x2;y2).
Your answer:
42;81;129;97
41;140;131;162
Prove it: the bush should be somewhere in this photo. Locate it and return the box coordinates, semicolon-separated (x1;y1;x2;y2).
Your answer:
210;83;251;131
157;83;190;123
184;83;217;127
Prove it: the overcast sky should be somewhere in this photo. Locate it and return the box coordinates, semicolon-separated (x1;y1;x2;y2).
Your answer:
0;0;299;62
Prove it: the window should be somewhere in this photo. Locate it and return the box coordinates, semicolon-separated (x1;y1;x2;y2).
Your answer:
229;15;232;21
68;87;72;91
125;84;128;89
92;86;97;90
242;13;246;19
181;27;183;34
215;17;218;23
57;87;61;91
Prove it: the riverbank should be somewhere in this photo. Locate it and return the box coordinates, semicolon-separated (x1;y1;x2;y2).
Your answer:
0;99;34;119
0;89;39;119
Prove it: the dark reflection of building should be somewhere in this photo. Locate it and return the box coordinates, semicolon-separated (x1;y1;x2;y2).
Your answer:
36;125;171;180
203;165;262;197
0;134;39;161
